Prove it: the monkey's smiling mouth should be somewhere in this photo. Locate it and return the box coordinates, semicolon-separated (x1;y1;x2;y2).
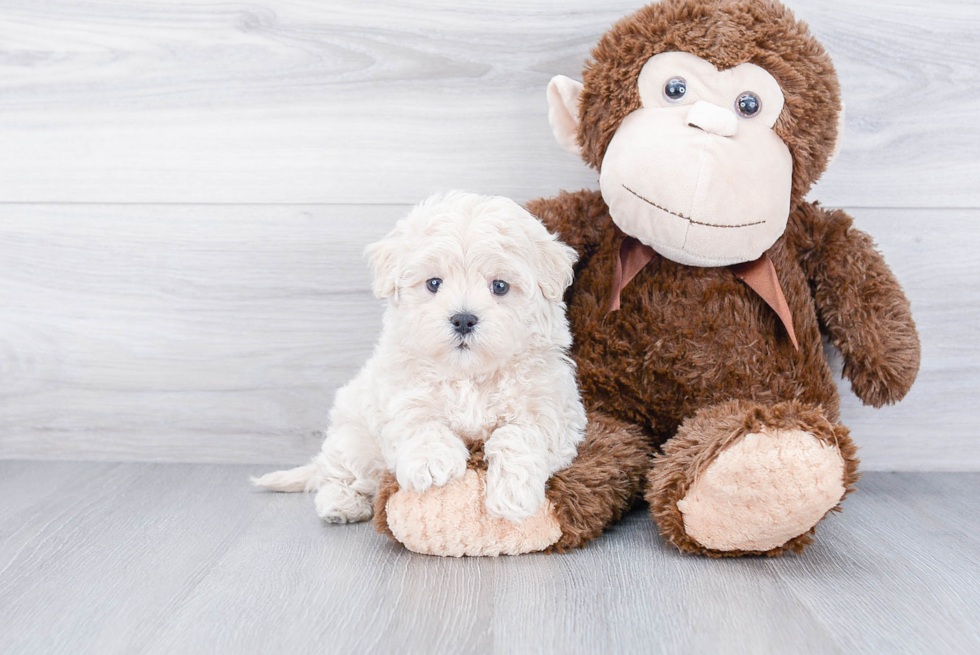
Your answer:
622;185;766;229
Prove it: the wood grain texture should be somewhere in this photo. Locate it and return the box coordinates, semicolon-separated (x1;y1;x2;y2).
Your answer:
0;463;977;655
0;204;976;469
0;0;977;206
0;205;389;463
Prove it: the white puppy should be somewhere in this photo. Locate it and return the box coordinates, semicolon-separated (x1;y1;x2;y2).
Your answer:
254;192;587;524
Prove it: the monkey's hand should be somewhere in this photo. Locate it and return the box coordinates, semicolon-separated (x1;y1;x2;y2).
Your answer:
796;203;921;407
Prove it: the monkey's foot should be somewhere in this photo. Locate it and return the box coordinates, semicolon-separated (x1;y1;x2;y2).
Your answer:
380;468;562;557
647;400;859;556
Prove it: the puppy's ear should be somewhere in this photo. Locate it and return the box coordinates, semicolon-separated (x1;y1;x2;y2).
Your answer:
532;231;578;302
364;228;403;299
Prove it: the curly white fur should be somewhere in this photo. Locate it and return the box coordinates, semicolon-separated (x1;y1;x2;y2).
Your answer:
254;192;587;524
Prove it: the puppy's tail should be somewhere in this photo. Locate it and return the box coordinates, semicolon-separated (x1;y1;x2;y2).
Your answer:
251;459;323;493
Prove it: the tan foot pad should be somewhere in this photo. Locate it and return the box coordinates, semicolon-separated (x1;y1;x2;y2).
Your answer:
677;429;846;552
385;469;562;557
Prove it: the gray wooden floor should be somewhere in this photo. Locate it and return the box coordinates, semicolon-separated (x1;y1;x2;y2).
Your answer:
0;463;977;655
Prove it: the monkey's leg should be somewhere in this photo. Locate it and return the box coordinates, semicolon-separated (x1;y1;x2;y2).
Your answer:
373;413;651;556
646;400;859;557
545;413;651;551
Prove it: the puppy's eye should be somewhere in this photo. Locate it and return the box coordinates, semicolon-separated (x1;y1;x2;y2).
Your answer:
491;280;510;296
426;278;442;293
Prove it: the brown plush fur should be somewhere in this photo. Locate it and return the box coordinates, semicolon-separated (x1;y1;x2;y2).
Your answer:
645;399;860;557
528;191;920;441
525;0;920;555
373;472;399;543
546;413;652;551
374;413;652;552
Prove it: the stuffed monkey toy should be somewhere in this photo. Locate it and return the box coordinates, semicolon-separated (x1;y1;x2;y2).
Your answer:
375;0;920;557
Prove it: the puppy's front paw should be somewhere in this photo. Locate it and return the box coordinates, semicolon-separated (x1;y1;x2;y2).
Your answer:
484;466;547;523
396;437;468;493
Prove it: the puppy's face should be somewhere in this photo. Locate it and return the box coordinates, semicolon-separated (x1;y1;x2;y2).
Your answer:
366;193;578;375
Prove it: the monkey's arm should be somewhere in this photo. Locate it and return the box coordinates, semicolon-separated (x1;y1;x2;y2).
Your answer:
526;189;611;264
795;203;920;407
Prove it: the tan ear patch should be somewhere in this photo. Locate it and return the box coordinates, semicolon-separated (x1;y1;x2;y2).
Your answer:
547;75;584;156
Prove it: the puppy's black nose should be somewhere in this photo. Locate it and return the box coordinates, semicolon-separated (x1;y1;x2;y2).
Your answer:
450;312;479;336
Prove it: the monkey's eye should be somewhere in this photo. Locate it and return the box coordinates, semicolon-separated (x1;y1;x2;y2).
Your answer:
426;278;442;293
491;280;510;296
663;77;687;102
735;92;762;118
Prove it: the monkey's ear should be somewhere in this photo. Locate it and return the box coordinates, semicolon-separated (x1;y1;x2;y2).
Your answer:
547;75;584;156
827;101;846;166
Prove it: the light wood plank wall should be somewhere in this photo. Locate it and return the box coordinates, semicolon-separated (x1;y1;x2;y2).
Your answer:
1;0;977;469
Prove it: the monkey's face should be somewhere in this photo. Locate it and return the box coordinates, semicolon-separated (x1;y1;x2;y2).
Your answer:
598;52;792;267
547;0;844;268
